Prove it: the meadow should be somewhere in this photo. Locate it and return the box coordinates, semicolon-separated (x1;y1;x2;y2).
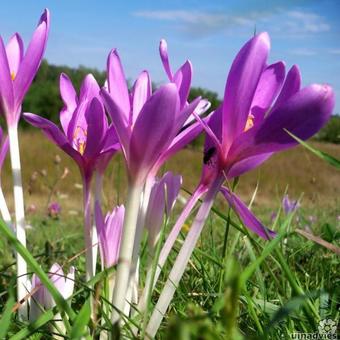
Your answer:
0;130;339;339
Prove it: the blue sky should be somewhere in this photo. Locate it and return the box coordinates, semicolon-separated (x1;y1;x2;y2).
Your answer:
0;0;339;113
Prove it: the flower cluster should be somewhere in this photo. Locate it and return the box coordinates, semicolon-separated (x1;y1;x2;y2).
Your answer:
0;8;335;337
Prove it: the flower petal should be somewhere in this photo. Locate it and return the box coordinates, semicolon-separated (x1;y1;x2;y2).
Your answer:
59;73;78;134
0;37;14;118
229;84;335;160
129;83;179;183
6;33;24;77
159;39;173;80
222;32;270;151
101;88;130;156
23;112;83;167
251;61;285;124
131;71;151;125
83;97;107;158
173;60;192;109
14;9;49;108
273;65;301;109
162;172;182;216
107;49;130;119
220;187;276;239
0;135;9;171
79;74;100;103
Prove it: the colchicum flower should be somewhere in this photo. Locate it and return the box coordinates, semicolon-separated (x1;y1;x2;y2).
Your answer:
30;263;75;322
95;202;124;269
146;32;335;337
282;194;300;214
24;73;120;282
0;9;50;126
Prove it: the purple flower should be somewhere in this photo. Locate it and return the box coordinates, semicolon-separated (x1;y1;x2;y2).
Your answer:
30;263;75;322
282;195;300;214
23;73;120;182
101;48;202;185
145;172;182;248
47;201;61;218
95;202;124;269
196;32;334;239
0;9;49;126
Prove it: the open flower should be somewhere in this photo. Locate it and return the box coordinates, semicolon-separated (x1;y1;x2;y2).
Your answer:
30;264;75;322
196;32;334;239
101;49;202;185
23;73;120;182
95;202;124;269
282;194;300;214
0;9;49;126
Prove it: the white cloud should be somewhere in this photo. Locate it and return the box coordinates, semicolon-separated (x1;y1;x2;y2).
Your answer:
133;9;331;38
289;48;317;56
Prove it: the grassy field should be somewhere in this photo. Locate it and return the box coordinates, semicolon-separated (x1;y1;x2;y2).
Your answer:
0;130;339;339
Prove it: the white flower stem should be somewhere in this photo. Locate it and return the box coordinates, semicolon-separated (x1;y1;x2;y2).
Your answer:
8;124;27;319
111;183;143;323
146;177;223;337
138;185;205;313
83;178;94;282
0;187;13;230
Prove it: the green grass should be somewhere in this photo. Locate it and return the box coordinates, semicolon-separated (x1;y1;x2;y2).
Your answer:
0;131;339;339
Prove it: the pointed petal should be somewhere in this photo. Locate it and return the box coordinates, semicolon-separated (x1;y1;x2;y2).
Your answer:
173;60;192;109
132;71;151;125
220;188;276;239
251;61;285;123
227;153;273;179
222;32;270;151
273;65;301;109
23;112;84;167
83;97;107;158
101;88;130;157
6;33;24;76
79;74;100;102
174;96;201;132
162;172;182;216
129;83;179;182
14;9;49;107
59;73;78;134
183;99;211;126
159;39;173;80
107;49;130;118
0;37;14;118
63;267;75;299
95;201;108;267
229;84;335;160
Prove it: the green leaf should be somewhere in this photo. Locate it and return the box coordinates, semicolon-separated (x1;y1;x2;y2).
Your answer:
284;130;340;169
0;294;15;339
70;300;91;339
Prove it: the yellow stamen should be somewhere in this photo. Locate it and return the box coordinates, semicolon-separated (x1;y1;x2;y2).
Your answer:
244;114;254;131
11;72;16;81
78;142;85;155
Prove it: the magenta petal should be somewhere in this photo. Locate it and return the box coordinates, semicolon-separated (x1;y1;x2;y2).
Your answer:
159;39;173;80
220;187;276;239
23;112;83;166
173;60;192;109
175;96;201;132
132;71;152;125
60;73;78;134
156;117;206;169
107;49;130;118
83;98;106;158
79;74;100;102
129;84;179;182
273;65;301;109
229;84;335;160
227;153;273;179
101;88;130;155
222;32;270;150
13;9;49;107
162;172;182;216
251;61;285;123
0;37;14;118
6;33;24;77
